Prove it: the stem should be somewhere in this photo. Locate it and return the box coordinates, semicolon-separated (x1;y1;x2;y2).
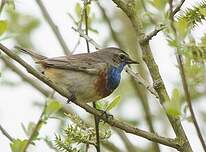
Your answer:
23;102;47;152
35;0;70;55
0;124;14;142
177;55;206;151
83;1;100;151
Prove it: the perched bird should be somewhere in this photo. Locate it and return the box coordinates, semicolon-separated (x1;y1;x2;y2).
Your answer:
15;46;138;103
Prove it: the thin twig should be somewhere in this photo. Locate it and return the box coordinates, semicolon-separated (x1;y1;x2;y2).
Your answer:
125;67;159;98
83;1;100;151
23;101;47;152
35;0;70;55
140;24;165;45
0;43;181;149
72;27;101;49
169;2;206;151
170;0;186;18
0;124;14;142
177;55;206;151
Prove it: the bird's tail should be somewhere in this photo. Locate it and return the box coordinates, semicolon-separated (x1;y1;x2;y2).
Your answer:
15;46;47;61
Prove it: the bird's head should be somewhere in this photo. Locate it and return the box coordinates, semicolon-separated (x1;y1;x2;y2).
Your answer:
97;47;139;68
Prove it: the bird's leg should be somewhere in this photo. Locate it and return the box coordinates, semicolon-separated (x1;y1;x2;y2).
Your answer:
67;92;76;104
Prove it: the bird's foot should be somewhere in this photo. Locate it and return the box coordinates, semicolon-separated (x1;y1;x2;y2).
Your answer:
97;109;113;121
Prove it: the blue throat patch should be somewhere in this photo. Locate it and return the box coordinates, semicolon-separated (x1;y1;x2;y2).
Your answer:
107;63;125;91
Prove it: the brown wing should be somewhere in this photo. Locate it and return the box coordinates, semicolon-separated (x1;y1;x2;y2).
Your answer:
36;53;107;75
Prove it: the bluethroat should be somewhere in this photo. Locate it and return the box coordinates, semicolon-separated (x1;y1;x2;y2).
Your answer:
15;46;138;103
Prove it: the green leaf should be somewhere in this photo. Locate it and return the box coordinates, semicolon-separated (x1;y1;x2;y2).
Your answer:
75;3;81;16
95;101;108;110
86;5;90;15
175;19;189;39
106;95;121;111
152;0;167;10
165;88;181;117
45;100;62;116
10;139;28;152
0;20;8;36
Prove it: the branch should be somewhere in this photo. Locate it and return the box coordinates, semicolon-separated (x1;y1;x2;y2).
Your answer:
23;102;47;151
111;0;192;151
0;43;181;149
72;27;101;49
140;24;165;45
35;0;70;55
170;0;186;18
125;67;159;98
0;124;14;142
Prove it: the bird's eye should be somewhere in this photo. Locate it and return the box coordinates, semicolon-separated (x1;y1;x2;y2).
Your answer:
119;54;125;60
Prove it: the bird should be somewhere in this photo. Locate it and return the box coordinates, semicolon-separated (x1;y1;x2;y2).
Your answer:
15;46;138;103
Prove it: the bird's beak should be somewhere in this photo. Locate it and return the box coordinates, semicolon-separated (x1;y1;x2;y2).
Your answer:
126;58;139;64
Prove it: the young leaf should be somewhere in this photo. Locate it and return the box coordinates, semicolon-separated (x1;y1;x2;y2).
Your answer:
75;3;81;16
10;139;28;152
45;100;62;116
95;101;108;110
175;19;189;39
0;20;8;36
165;88;181;117
106;95;121;111
152;0;167;10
